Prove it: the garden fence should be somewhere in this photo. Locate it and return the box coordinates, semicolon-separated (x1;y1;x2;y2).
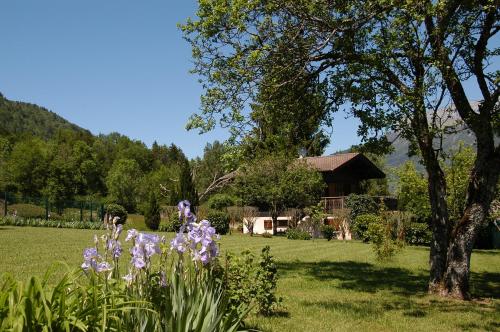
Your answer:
1;192;104;222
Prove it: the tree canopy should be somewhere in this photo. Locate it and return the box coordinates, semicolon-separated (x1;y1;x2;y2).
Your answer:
183;0;500;299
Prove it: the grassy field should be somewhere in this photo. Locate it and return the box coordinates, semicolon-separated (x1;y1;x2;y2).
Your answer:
0;226;498;331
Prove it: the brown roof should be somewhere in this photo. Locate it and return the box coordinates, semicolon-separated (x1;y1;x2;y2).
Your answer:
303;153;360;172
303;153;385;179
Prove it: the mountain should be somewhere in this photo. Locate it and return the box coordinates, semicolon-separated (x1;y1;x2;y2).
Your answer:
0;92;92;140
385;129;476;169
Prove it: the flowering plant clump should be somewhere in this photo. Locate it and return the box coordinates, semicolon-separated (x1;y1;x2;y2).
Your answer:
170;200;220;265
81;217;123;278
76;200;248;331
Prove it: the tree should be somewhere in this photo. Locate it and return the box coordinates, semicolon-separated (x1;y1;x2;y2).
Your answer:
171;160;198;207
106;159;142;212
396;161;432;222
7;138;48;197
144;192;161;230
235;156;324;234
242;40;332;158
182;0;500;299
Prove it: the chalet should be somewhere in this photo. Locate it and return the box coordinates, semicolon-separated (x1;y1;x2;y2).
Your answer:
243;153;387;236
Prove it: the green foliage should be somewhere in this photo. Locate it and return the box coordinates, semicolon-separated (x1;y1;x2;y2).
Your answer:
106;158;142;212
207;193;236;211
405;222;432;246
261;232;272;238
321;225;336;241
224;251;258;312
396;161;431;222
444;143;475;221
255;246;281;315
159;211;183;232
207;210;230;235
171;160;199;207
223;246;281;316
236;155;323;233
7;138;48;197
144;193;161;230
8;203;47;219
0;216;103;229
106;203;128;224
286;229;311;241
0;94;92;140
352;214;383;242
345;194;379;222
366;217;403;261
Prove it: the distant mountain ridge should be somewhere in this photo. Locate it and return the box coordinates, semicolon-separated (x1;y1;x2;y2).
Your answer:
0;92;92;140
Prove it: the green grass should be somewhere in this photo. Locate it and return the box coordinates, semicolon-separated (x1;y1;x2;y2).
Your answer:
0;226;498;331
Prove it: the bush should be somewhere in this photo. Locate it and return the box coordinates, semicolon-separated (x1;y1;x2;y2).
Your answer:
207;210;230;235
321;225;336;241
158;211;183;232
106;204;127;224
405;222;432;246
7;203;62;219
262;232;273;238
366;217;403;261
0;216;103;230
352;214;383;242
223;246;282;316
345;194;379;221
286;229;311;240
207;194;236;211
144;193;161;230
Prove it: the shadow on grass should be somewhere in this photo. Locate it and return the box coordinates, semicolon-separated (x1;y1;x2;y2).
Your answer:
278;260;500;299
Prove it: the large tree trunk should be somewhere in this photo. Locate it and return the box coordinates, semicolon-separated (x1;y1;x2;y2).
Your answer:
411;109;450;293
444;141;500;299
426;165;450;293
271;211;278;235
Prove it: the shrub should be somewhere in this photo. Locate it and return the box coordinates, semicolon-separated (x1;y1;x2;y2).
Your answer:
262;232;273;238
255;246;282;315
321;225;336;241
223;246;282;316
7;203;63;219
345;194;379;221
286;228;311;240
159;211;183;232
106;203;127;224
207;210;230;235
0;216;103;230
405;222;432;246
352;214;383;242
366;217;403;261
207;194;236;211
144;193;161;230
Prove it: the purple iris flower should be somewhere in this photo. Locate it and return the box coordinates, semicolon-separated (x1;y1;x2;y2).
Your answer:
125;229;138;242
131;255;146;269
170;232;187;253
96;262;112;273
113;241;122;259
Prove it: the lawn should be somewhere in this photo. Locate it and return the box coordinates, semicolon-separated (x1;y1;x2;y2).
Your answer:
0;226;498;331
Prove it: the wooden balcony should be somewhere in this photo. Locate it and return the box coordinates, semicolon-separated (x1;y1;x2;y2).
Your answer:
321;196;398;214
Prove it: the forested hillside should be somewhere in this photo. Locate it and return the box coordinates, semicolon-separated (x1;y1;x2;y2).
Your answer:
0;93;205;213
0;93;92;140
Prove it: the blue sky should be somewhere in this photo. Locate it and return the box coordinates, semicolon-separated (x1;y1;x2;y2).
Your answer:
0;1;361;158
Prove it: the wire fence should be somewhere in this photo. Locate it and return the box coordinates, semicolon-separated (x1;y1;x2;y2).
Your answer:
1;192;104;222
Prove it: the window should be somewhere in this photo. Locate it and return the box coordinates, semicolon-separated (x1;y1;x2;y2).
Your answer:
277;219;288;227
264;220;273;230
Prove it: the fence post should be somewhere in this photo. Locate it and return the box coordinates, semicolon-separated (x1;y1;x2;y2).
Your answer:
80;202;83;222
90;202;93;222
45;198;49;220
100;204;105;222
3;192;7;217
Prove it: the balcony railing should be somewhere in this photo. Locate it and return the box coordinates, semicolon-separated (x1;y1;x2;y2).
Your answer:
321;196;398;214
